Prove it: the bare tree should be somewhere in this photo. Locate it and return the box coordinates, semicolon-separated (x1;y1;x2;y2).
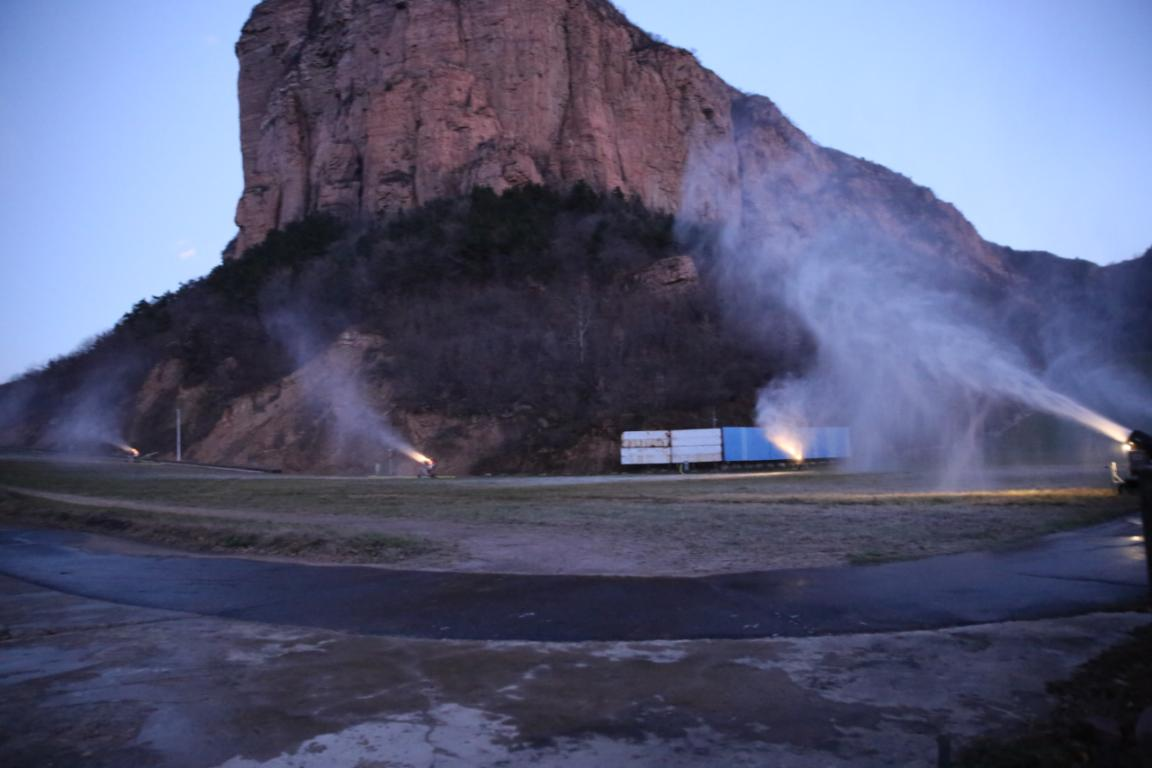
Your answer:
567;280;596;366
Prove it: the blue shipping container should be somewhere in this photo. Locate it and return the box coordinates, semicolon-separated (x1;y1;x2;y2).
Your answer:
722;427;851;462
722;427;790;461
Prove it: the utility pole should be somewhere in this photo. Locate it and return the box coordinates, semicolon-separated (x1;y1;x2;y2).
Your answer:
176;407;182;462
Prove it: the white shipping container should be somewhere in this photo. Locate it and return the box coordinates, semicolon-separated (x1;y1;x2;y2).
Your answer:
671;446;723;462
621;447;674;465
671;429;723;463
671;429;722;445
621;430;671;449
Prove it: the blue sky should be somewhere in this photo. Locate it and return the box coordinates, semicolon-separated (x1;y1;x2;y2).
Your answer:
1;0;1149;384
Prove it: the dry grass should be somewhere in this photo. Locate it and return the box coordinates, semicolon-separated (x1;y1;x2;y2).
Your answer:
0;457;1134;574
0;489;438;564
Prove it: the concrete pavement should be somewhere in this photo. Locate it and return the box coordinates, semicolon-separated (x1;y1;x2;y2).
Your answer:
1;573;1147;767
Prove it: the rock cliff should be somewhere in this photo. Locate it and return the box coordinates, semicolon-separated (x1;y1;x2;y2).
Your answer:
232;0;718;254
230;0;1004;281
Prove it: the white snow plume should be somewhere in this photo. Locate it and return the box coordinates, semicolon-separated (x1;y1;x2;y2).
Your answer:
37;362;138;456
751;230;1128;480
680;142;1138;482
261;308;428;469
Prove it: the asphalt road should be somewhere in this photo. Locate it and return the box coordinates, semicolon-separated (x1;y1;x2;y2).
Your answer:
0;515;1145;642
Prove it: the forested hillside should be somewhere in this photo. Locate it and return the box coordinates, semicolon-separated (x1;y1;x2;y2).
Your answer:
0;186;802;472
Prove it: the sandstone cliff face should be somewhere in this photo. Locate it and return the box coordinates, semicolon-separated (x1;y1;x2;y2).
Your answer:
231;0;1004;282
232;0;732;255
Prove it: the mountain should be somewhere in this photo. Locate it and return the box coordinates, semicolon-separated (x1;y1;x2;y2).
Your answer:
229;0;1003;282
1;0;1146;474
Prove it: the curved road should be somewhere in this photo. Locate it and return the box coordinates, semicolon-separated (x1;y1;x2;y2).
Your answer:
0;518;1145;642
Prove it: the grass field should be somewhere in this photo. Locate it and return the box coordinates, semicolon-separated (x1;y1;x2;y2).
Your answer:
0;456;1135;575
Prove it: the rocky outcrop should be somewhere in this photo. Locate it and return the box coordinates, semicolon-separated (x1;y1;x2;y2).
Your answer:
231;0;732;255
631;254;698;296
230;0;1005;283
181;330;393;471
